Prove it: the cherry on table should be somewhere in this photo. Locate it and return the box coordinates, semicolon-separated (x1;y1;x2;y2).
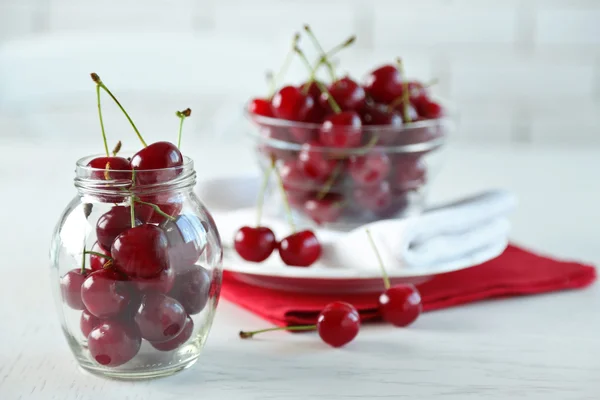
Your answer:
96;206;140;251
379;284;422;327
320;77;366;112
129;141;184;185
169;265;211;315
348;151;391;186
150;314;194;352
319;111;362;148
88;319;141;367
278;230;321;267
271;85;314;122
81;269;132;318
111;224;169;279
134;291;187;343
80;309;101;338
234;226;277;263
248;98;274;117
60;269;90;310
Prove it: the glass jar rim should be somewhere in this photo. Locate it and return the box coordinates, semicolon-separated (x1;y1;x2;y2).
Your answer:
75;153;194;174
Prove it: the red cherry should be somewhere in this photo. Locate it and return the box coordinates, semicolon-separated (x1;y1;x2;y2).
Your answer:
162;214;207;269
133;266;175;294
150;315;194;351
297;142;337;181
392;101;419;124
248;98;274;117
133;291;187;343
80;309;101;338
363;64;404;104
86;156;131;180
168;265;211;315
379;285;422;327
96;206;140;251
89;242;110;271
299;81;326;123
88;320;141;367
279;160;312;203
360;103;403;126
129;141;184;185
234;226;277;262
348;151;391;185
303;196;343;225
81;269;131;318
60;269;90;310
271;86;314;122
278;230;321;267
320;77;366;112
136;194;183;224
415;98;443;119
353;181;392;212
316;301;360;348
393;156;427;190
319;111;362;148
111;225;169;279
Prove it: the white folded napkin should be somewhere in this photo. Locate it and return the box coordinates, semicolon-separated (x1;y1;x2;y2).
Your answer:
196;175;517;272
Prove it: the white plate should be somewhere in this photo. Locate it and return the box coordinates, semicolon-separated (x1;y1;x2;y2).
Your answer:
222;239;507;294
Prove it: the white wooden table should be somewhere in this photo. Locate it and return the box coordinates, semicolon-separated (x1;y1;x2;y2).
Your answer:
1;138;599;399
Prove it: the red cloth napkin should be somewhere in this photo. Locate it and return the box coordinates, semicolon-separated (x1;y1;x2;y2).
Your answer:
220;244;596;327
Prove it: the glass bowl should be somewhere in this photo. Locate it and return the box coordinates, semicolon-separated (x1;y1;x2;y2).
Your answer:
245;110;452;229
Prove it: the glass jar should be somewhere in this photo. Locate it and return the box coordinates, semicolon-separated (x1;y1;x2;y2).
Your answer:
49;154;223;380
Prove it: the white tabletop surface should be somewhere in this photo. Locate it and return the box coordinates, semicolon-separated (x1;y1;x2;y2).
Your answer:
1;138;599;399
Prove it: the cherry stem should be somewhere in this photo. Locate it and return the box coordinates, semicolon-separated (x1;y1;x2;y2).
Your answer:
112;141;122;157
271;155;296;233
304;24;335;81
81;242;87;274
239;324;316;338
84;250;114;261
95;84;109;157
133;197;176;222
311;35;356;76
256;157;274;227
395;58;411;123
365;228;390;290
176;108;191;149
90;73;147;147
265;70;275;98
316;162;342;200
294;46;341;114
268;33;300;99
104;161;111;180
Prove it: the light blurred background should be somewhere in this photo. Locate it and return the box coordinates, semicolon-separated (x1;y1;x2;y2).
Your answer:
0;0;599;153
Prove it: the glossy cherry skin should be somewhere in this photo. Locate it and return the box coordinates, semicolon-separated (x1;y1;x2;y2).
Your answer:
96;206;140;251
415;98;443;119
150;315;194;351
130;141;184;185
349;151;391;185
378;284;422;327
88;320;141;367
319;111;362;148
317;301;360;348
303;196;343;225
87;156;132;180
134;291;187;342
60;269;90;310
297;141;337;181
80;309;101;338
89;242;110;271
299;81;326;123
234;226;277;262
248;98;274;117
169;265;211;315
393;101;419;124
353;181;392;212
363;64;404;104
162;214;207;269
278;230;321;267
320;77;366;112
271;85;314;122
111;224;169;279
360;103;403;126
133;266;175;294
81;269;131;318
